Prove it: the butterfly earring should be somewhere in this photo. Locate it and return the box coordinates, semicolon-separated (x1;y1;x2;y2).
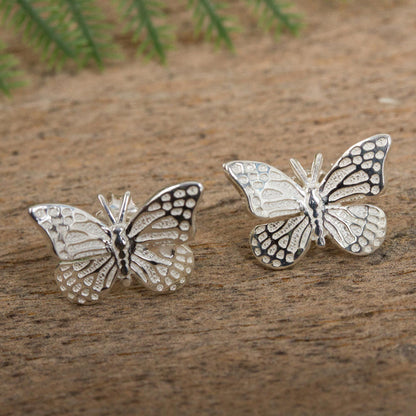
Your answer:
224;134;391;269
29;182;203;304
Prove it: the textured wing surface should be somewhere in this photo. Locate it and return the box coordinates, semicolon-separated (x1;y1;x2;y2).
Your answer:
29;204;111;260
127;182;203;245
55;254;118;304
127;182;203;292
319;134;391;203
224;161;304;218
130;244;194;293
324;204;386;255
250;214;312;268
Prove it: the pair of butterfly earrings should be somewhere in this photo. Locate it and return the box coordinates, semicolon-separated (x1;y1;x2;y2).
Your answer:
30;134;391;304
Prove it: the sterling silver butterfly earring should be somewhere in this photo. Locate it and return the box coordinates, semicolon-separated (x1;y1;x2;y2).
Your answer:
29;182;203;304
224;134;391;269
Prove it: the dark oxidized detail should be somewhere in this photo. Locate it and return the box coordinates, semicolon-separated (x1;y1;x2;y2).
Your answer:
111;225;130;276
303;188;326;247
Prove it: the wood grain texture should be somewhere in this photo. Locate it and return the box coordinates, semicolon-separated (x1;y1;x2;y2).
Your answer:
1;1;416;415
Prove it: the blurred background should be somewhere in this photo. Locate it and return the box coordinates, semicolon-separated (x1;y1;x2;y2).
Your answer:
0;0;410;96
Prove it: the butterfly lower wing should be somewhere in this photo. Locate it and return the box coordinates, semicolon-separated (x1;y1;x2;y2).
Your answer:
55;254;118;304
324;204;387;255
224;161;304;218
130;244;194;292
319;134;391;204
126;182;203;291
250;214;312;268
29;204;111;260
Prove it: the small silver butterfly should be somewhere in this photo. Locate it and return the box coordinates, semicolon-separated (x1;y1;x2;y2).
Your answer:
29;182;203;304
224;134;391;269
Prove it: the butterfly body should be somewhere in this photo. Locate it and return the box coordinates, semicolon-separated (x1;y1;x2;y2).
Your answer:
29;182;203;303
303;187;326;246
109;224;131;276
224;134;391;269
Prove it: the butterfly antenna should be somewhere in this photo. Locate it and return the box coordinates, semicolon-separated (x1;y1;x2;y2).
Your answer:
98;194;116;224
290;158;308;186
118;191;131;223
311;153;323;184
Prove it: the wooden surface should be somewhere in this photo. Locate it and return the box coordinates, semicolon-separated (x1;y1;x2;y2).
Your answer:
1;1;416;415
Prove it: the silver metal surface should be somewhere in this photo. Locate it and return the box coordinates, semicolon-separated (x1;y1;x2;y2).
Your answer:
29;182;204;304
224;134;391;269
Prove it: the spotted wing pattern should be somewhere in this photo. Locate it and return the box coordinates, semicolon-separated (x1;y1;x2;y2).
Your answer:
224;161;304;218
130;244;194;293
55;255;118;304
29;204;111;260
127;182;203;292
250;214;312;268
319;134;391;204
324;204;387;255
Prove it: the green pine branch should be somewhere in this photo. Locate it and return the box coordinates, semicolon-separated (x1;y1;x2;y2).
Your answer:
1;0;78;69
188;0;237;50
64;0;118;68
246;0;302;36
0;0;304;95
1;0;117;70
117;0;173;63
0;42;25;96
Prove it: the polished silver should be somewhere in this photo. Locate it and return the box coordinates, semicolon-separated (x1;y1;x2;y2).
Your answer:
224;134;391;269
29;182;204;304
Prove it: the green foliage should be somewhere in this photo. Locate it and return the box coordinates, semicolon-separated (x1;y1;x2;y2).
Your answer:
189;0;237;51
117;0;173;63
65;0;118;68
0;0;305;95
1;0;78;69
246;0;302;36
1;0;116;69
0;42;25;96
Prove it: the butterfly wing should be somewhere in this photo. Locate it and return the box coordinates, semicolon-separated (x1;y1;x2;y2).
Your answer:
129;244;195;293
55;255;118;304
126;182;203;292
224;161;304;218
250;214;312;268
29;204;111;260
29;204;115;304
324;204;386;255
319;134;391;204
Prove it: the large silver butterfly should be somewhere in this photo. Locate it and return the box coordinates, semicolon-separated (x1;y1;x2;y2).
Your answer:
29;182;203;304
224;134;391;269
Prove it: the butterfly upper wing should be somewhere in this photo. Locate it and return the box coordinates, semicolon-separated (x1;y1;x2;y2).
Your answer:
127;182;203;292
29;204;111;260
319;134;391;204
224;161;304;218
324;204;386;255
127;182;203;246
29;204;115;304
250;214;312;268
